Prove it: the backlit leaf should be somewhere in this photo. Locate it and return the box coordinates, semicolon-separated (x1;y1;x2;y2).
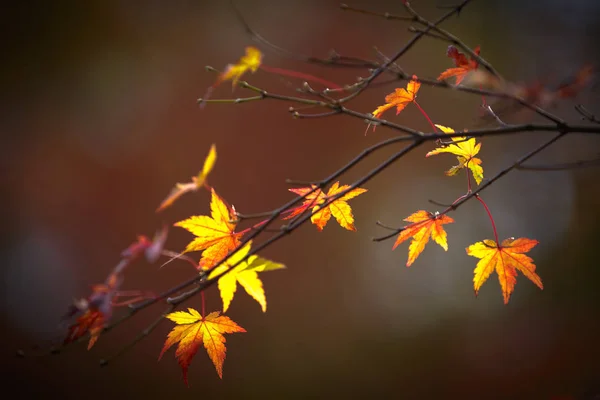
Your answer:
426;124;484;184
159;308;245;385
392;210;454;266
284;182;367;231
466;237;543;304
174;189;243;269
217;46;263;88
437;45;480;85
157;144;217;212
368;75;420;132
208;241;285;312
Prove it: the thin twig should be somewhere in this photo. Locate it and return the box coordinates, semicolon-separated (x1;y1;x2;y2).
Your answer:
99;305;175;366
340;4;415;21
575;104;600;124
517;155;600;171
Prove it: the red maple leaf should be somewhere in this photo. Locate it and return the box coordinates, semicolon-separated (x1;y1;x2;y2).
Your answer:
437;45;481;85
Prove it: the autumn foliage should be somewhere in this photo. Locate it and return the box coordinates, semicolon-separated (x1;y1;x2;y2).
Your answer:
467;237;543;304
392;210;454;267
285;182;367;231
159;308;246;385
53;2;599;391
437;45;481;85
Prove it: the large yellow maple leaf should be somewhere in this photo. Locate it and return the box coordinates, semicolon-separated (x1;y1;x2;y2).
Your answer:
466;237;543;304
208;241;285;312
159;308;246;385
174;189;243;270
393;210;454;266
426;124;484;184
285;182;367;231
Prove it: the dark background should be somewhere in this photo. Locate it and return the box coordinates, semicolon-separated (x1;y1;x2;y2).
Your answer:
2;1;600;398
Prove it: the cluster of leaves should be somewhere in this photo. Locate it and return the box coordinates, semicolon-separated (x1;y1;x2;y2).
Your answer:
368;46;542;304
155;45;547;383
159;145;366;382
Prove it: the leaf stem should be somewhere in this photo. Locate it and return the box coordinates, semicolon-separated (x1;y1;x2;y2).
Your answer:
413;100;438;132
475;195;499;244
237;218;269;236
259;65;341;90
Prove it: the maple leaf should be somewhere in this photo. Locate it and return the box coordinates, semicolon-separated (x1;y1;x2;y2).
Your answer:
157;144;217;212
64;309;105;350
63;273;122;349
159;308;246;385
120;225;169;263
393;210;454;266
284;182;367;231
217;46;263;88
284;185;326;220
426;124;484;184
368;75;420;132
437;45;481;85
174;188;243;270
556;64;594;99
466;237;543;304
208;241;285;312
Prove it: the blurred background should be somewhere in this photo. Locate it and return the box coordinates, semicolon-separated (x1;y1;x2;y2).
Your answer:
2;0;600;398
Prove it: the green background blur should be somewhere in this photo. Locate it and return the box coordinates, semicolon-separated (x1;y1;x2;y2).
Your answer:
3;1;600;399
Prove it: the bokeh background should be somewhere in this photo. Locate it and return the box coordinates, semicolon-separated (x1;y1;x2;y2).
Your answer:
3;0;600;398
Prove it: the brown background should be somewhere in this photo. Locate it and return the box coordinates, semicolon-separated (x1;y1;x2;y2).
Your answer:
2;0;600;398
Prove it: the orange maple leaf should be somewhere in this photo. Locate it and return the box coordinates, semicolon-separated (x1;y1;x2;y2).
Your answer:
159;308;246;385
466;237;543;304
157;144;217;212
437;45;481;85
368;75;420;132
174;189;243;270
426;124;484;184
216;46;263;88
392;210;454;266
285;182;367;231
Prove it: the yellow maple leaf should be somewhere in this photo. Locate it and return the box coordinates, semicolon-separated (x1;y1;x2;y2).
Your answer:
218;46;263;88
466;237;543;304
159;308;246;385
392;210;454;266
426;124;484;184
286;182;367;231
157;144;217;212
174;188;243;269
208;241;285;312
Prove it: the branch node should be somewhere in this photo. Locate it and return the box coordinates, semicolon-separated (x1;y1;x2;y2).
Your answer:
280;224;292;234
